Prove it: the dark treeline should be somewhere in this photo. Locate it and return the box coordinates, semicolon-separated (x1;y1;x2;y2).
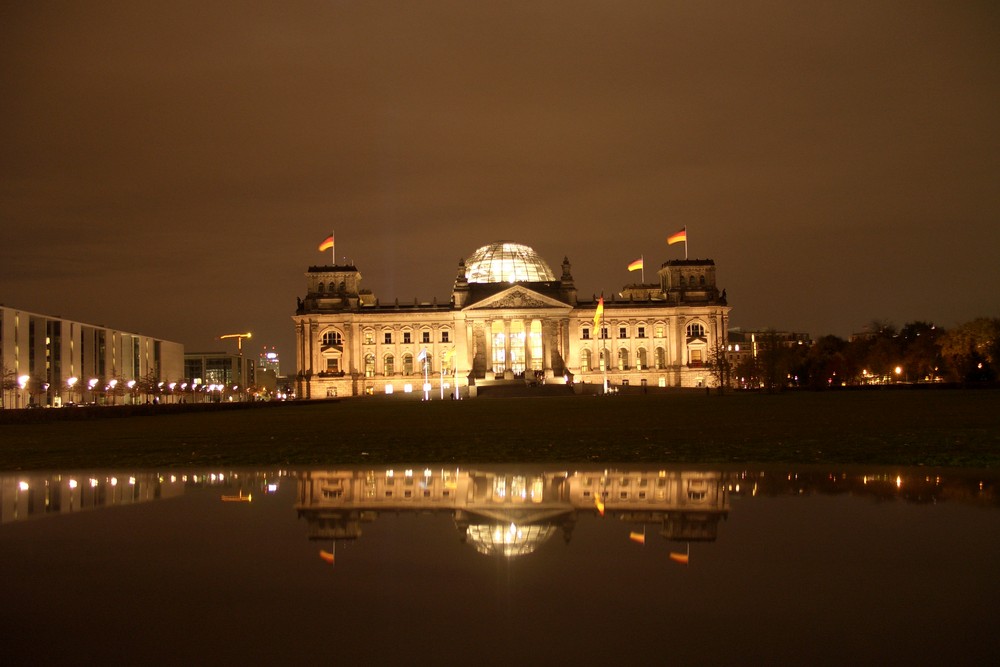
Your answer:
715;317;1000;390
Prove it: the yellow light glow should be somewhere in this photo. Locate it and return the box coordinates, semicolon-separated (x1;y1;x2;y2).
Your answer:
18;481;29;491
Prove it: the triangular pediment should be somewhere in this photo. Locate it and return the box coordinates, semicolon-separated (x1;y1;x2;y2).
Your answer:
463;285;572;311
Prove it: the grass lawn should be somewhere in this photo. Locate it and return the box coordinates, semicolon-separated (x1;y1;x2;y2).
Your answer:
2;389;999;470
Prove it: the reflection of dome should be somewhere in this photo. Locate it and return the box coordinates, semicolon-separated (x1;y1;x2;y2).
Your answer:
465;522;556;557
465;241;556;284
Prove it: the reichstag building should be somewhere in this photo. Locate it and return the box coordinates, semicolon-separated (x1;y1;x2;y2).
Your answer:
292;241;730;398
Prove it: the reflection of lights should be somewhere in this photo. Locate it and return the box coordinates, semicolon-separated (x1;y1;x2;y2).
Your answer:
88;378;98;390
267;483;278;493
127;380;136;389
18;374;29;389
424;468;432;478
69;479;78;489
19;481;29;491
404;469;413;478
896;476;902;489
67;377;78;388
386;470;394;478
111;477;118;486
89;478;98;488
170;475;177;483
129;477;136;486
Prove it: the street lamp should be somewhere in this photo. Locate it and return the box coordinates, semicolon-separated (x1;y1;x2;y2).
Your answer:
66;376;78;406
17;374;29;408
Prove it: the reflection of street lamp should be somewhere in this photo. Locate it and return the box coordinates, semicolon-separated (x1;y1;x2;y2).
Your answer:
894;366;903;383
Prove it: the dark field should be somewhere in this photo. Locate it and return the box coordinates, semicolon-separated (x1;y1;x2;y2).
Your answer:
2;389;999;470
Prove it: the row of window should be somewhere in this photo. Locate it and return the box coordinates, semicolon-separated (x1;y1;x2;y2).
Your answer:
322;329;451;346
582;322;706;340
577;347;704;372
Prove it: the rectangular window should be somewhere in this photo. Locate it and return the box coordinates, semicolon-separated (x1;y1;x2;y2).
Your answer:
364;331;374;345
403;332;411;344
655;325;664;338
326;359;339;372
422;331;430;343
600;327;608;339
384;332;392;344
582;328;590;340
619;327;628;339
637;326;645;338
441;331;450;343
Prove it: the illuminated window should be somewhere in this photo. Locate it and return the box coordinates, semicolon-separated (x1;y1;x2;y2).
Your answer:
363;330;374;345
690;349;703;365
464;241;556;283
600;349;610;371
322;331;342;346
655;347;665;369
580;349;591;372
510;321;526;375
529;320;543;371
686;322;705;338
364;354;375;377
403;353;413;375
636;348;647;370
655;325;664;338
325;359;339;373
492;321;505;374
618;347;629;370
403;331;411;344
384;354;395;375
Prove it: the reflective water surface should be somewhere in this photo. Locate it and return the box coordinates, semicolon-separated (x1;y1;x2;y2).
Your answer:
3;465;999;664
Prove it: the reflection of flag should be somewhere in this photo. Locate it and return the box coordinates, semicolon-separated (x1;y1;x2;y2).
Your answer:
319;549;335;564
669;552;688;564
593;296;604;329
318;234;334;251
628;258;643;272
629;531;646;544
594;495;605;516
667;228;686;245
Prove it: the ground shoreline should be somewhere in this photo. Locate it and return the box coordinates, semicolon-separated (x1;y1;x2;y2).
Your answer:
2;388;998;470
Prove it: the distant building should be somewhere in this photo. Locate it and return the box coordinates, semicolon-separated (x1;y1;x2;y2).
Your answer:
0;305;183;408
183;352;256;400
292;241;731;398
259;346;280;375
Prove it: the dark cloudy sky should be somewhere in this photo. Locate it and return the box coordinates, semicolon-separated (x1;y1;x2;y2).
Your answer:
3;1;998;364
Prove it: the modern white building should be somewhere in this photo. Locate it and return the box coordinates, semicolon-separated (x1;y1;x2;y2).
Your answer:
0;305;183;408
293;241;731;399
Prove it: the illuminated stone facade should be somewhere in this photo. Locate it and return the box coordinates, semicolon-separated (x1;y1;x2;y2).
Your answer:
292;241;730;398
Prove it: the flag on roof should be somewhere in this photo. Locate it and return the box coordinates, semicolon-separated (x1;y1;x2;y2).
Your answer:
318;233;334;252
593;296;604;329
628;258;643;272
667;227;686;246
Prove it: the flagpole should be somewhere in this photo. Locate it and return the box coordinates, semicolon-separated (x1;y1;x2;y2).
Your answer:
641;254;644;284
602;304;608;395
331;229;335;265
684;228;688;260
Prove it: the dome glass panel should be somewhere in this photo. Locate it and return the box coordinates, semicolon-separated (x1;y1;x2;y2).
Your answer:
465;241;556;283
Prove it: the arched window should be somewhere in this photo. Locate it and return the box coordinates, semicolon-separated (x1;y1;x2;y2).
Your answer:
599;348;611;372
318;282;325;293
322;330;342;346
655;347;666;369
403;353;414;375
618;347;629;370
688;275;696;287
686;322;705;338
637;348;647;370
580;349;592;372
384;354;395;376
364;354;375;378
699;275;706;285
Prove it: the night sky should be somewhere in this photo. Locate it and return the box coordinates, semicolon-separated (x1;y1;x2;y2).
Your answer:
3;1;998;366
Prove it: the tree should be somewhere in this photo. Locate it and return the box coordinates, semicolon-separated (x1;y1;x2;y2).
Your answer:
707;342;733;394
939;318;1000;382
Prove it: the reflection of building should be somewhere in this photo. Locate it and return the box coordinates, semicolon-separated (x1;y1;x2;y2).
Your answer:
295;467;731;557
293;241;731;399
0;305;183;408
0;472;184;524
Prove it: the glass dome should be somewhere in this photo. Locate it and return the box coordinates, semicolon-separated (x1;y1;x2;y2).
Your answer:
465;241;556;284
465;522;556;558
